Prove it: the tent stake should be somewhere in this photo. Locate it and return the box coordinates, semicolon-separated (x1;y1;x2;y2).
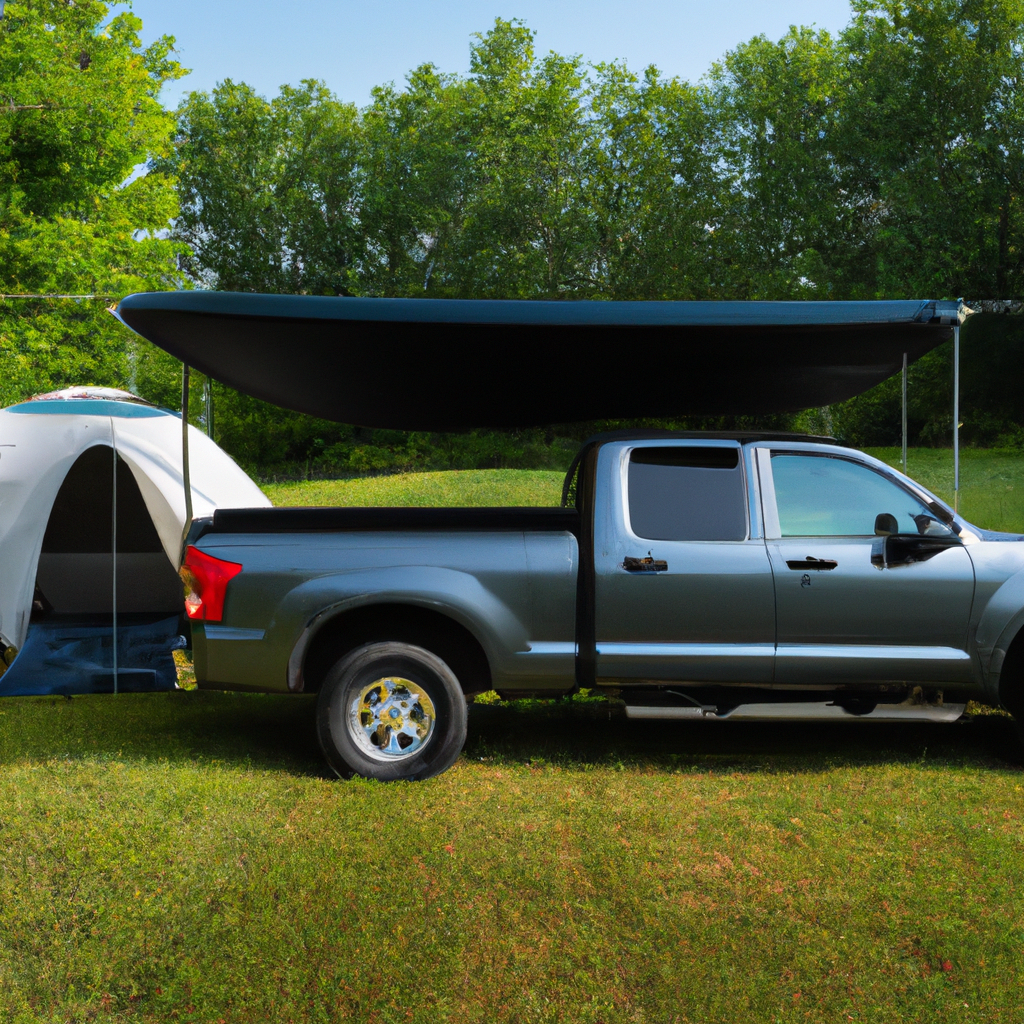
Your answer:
901;352;908;473
111;432;118;695
182;364;193;540
953;325;960;512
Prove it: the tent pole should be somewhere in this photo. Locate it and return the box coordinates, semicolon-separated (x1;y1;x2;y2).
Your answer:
182;364;193;539
204;377;213;438
953;325;960;512
901;352;908;473
111;430;118;695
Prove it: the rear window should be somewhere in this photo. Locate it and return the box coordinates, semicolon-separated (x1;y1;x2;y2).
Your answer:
627;447;747;541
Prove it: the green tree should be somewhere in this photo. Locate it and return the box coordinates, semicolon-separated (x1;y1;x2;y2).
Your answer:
358;64;477;297
0;0;187;408
707;27;854;298
165;79;361;294
838;0;1024;299
587;63;725;299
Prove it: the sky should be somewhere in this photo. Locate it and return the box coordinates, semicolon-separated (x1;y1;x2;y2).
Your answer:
125;0;855;109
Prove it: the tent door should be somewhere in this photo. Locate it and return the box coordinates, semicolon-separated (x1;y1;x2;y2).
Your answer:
0;445;183;696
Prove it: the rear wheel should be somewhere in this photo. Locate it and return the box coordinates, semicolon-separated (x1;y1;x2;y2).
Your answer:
316;641;468;781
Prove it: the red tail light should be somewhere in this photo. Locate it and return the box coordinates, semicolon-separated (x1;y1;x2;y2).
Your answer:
179;545;242;622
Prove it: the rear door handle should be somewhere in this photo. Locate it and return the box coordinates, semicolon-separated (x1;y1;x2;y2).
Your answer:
786;556;838;571
623;555;668;572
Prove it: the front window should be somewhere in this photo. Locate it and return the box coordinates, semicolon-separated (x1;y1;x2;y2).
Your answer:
770;454;953;538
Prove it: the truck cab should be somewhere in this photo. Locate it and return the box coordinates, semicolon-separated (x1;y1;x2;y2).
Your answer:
580;435;998;707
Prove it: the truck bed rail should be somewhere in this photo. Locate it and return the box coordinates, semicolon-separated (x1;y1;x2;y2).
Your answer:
193;505;580;541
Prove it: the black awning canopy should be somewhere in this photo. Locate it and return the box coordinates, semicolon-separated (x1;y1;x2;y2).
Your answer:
113;292;961;430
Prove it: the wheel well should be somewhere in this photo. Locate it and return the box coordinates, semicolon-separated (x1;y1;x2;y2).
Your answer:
300;603;492;696
999;624;1024;714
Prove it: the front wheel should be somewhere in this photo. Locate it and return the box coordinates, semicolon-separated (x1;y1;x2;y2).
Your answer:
316;641;468;781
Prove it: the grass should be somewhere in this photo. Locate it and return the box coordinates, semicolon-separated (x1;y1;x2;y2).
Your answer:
0;692;1023;1023
4;456;1024;1022
263;469;565;509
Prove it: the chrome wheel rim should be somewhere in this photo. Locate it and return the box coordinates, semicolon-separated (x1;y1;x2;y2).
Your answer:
347;676;436;761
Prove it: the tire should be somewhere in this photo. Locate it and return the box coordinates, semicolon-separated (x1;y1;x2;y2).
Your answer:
316;641;468;781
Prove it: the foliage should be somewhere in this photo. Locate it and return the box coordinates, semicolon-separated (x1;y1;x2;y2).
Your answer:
163;79;361;294
0;0;187;409
839;0;1024;299
5;6;1024;466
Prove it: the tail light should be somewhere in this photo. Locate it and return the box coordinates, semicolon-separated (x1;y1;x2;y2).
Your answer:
179;545;242;622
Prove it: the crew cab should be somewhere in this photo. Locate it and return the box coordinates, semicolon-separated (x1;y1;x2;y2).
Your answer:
180;431;1024;780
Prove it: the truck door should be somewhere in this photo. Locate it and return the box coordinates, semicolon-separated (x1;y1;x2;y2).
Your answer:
593;441;775;685
759;448;976;686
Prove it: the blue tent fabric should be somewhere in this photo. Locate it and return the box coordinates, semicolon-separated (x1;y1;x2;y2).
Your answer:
113;293;963;430
0;616;180;696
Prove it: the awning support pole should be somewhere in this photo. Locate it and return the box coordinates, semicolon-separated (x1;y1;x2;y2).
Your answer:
182;364;193;539
204;377;214;438
901;352;908;473
953;325;960;512
111;432;118;695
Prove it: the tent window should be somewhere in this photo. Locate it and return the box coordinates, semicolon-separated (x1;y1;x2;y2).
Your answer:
35;446;182;616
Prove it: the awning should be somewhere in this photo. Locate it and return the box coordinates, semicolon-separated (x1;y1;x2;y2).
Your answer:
113;292;962;430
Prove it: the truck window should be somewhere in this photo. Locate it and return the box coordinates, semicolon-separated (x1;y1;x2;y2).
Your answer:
628;447;747;541
770;453;949;537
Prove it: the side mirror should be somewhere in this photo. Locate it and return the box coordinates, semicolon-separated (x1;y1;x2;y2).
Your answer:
878;533;962;568
874;513;898;536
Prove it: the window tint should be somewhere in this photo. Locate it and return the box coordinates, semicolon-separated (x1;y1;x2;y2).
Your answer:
771;454;946;537
628;447;747;541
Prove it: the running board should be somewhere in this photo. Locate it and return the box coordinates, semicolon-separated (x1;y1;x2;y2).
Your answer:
624;701;966;723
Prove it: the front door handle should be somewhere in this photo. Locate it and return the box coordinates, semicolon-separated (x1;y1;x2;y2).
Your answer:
786;556;838;571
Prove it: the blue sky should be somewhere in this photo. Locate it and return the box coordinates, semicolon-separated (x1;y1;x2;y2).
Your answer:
126;0;854;109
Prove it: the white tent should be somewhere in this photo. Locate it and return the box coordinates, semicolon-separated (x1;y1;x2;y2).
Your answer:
0;388;269;692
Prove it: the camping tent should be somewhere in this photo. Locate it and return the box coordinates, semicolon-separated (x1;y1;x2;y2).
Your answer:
0;388;269;695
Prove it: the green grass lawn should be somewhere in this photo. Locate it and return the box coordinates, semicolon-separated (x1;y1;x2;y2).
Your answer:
1;693;1022;1023
263;469;565;509
3;458;1024;1022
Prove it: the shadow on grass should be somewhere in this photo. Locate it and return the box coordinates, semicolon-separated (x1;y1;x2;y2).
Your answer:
464;699;1024;774
0;690;326;776
0;689;1019;776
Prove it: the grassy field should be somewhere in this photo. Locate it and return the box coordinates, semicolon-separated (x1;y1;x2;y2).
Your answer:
1;692;1023;1023
263;469;565;509
2;457;1024;1022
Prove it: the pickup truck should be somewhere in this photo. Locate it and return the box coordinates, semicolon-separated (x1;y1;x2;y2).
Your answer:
180;430;1024;781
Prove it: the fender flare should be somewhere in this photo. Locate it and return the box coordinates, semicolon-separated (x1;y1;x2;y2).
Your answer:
271;565;529;692
975;566;1024;699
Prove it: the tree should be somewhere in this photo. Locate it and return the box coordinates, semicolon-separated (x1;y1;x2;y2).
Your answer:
165;79;361;294
358;64;477;297
707;27;854;298
0;0;187;408
838;0;1024;299
587;63;726;299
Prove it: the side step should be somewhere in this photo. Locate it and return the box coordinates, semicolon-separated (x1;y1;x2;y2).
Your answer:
624;701;966;724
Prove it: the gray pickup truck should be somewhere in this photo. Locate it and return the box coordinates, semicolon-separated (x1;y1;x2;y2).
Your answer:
180;431;1024;780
